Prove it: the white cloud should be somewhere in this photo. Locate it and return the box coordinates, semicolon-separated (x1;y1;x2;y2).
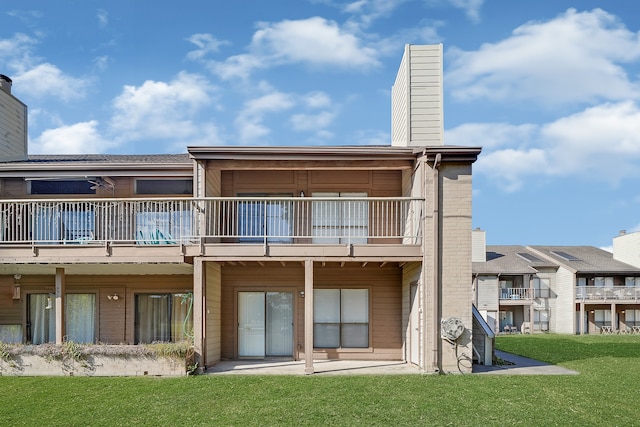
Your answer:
31;121;112;154
186;33;230;61
447;8;640;106
447;0;484;22
235;91;296;143
303;91;332;109
445;122;536;149
109;72;219;144
199;17;380;80
97;9;108;28
14;63;90;101
290;111;336;131
459;101;640;191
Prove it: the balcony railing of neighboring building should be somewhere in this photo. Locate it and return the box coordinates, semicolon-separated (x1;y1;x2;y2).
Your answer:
575;286;640;301
0;197;423;246
499;288;533;300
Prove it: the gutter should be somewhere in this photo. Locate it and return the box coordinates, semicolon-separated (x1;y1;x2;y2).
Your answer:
431;153;442;373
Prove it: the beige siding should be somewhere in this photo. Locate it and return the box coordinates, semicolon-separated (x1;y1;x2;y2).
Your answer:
0;88;27;162
219;263;403;361
552;267;575;334
472;229;486;262
401;262;422;363
220;169;402;197
204;262;221;366
392;44;443;147
0;274;192;344
477;276;498;311
613;231;640;268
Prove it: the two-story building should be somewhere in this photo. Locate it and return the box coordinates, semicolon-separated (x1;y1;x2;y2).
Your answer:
0;45;482;374
473;229;640;335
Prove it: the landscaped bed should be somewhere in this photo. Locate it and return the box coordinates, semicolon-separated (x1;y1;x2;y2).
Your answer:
1;335;639;426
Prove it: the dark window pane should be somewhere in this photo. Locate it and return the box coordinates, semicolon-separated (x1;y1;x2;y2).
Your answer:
31;180;94;195
136;179;193;195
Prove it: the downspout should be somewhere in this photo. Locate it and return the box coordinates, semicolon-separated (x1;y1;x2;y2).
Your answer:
432;153;442;373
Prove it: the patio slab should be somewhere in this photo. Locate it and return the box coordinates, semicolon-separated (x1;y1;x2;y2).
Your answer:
206;359;421;375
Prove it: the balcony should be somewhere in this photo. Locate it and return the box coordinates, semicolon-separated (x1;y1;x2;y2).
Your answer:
499;288;533;301
0;197;422;249
576;286;640;302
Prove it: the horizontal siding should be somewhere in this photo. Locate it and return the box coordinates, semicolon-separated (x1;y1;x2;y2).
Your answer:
0;89;27;162
220;263;403;361
477;276;498;311
0;274;192;344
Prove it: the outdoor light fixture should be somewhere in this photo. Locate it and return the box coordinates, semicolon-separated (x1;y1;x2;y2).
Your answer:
12;273;21;300
107;293;119;301
299;291;305;298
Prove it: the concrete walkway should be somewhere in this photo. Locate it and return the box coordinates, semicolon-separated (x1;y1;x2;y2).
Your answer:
473;350;579;375
205;351;578;375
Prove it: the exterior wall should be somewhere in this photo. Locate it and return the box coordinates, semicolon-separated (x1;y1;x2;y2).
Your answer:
401;261;422;364
0;176;189;199
439;163;473;372
0;87;27;162
204;262;221;366
392;44;443;147
471;229;486;262
219;169;402;197
476;276;498;311
0;274;192;345
219;263;403;361
613;231;640;268
552;267;575;334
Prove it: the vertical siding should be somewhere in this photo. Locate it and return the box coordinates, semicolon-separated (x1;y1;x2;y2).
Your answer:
0;88;27;162
205;262;221;365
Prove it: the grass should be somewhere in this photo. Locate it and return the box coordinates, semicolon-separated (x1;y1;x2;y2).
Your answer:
1;335;640;426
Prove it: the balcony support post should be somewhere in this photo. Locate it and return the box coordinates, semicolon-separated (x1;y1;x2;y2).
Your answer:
304;259;314;375
193;257;205;373
55;268;65;345
579;302;585;335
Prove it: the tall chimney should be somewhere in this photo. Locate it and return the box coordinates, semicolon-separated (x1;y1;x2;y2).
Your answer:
0;74;12;94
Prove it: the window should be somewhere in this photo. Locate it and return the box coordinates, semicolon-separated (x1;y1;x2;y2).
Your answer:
30;180;95;195
312;192;368;244
65;294;96;343
626;309;640;327
594;309;611;327
28;294;56;344
33;207;95;244
313;289;369;348
594;277;614;288
532;277;550;298
136;179;193;195
135;293;193;344
534;310;549;331
237;194;292;243
625;277;640;287
0;325;22;343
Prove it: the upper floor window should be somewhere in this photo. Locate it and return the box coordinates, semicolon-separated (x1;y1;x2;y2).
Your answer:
312;192;368;244
135;179;193;195
30;180;95;195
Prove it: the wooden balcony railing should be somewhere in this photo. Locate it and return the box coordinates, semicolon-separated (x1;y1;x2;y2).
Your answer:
0;197;423;246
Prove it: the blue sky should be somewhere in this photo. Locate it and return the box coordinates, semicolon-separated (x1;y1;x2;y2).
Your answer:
2;1;639;249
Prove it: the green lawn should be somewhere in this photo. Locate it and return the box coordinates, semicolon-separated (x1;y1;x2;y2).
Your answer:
2;335;639;426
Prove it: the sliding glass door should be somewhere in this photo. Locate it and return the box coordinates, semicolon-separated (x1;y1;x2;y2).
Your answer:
238;291;293;357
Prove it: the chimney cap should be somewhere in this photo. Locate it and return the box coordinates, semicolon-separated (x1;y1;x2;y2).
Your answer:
0;74;12;83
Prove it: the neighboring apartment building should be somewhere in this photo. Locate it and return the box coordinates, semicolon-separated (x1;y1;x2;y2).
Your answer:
473;229;640;335
0;45;482;374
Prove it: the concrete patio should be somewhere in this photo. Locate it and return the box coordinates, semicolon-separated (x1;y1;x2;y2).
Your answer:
205;351;579;375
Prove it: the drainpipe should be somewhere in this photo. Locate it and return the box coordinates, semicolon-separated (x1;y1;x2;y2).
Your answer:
431;153;442;373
